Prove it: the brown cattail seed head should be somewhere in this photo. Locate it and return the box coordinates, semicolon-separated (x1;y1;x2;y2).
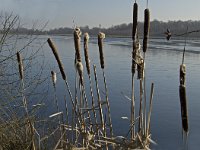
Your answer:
180;64;186;85
84;33;91;75
74;27;82;62
47;38;66;80
16;51;24;80
179;85;189;133
98;32;105;69
132;2;138;41
51;71;57;86
143;8;150;53
76;61;84;85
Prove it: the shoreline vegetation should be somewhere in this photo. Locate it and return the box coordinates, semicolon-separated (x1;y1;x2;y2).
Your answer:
0;0;190;149
8;20;200;38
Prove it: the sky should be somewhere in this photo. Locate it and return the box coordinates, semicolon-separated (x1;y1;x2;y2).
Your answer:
1;0;200;29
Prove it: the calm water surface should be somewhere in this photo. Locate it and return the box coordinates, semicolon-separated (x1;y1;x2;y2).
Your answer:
22;35;200;149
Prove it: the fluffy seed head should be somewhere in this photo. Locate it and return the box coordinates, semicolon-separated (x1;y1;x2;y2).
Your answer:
76;61;84;85
84;32;89;41
98;32;105;39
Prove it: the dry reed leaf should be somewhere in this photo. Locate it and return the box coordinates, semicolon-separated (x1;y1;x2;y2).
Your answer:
49;112;63;118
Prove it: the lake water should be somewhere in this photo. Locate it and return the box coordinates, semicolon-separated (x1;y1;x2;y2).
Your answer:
14;35;200;149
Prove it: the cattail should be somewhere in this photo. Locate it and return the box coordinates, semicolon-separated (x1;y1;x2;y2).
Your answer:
179;64;188;133
84;33;91;75
47;38;66;80
179;85;189;133
16;51;24;80
132;2;138;41
76;61;84;85
74;27;82;62
98;32;105;69
143;8;150;53
51;71;57;86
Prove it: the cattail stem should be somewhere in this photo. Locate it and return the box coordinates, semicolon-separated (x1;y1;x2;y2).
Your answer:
88;74;99;133
102;70;113;137
143;53;147;136
64;80;83;126
93;65;105;136
131;74;135;139
81;84;92;126
146;83;154;135
138;79;143;133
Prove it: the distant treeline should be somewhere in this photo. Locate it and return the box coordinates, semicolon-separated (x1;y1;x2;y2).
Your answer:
10;20;200;37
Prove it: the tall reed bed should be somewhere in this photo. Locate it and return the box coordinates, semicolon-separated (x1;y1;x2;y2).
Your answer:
45;2;155;148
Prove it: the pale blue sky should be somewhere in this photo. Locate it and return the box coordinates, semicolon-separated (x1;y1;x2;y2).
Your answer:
1;0;200;29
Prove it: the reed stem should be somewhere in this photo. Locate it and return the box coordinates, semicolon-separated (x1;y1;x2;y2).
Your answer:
102;70;113;137
146;83;154;135
138;79;143;133
131;74;135;139
93;65;105;136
